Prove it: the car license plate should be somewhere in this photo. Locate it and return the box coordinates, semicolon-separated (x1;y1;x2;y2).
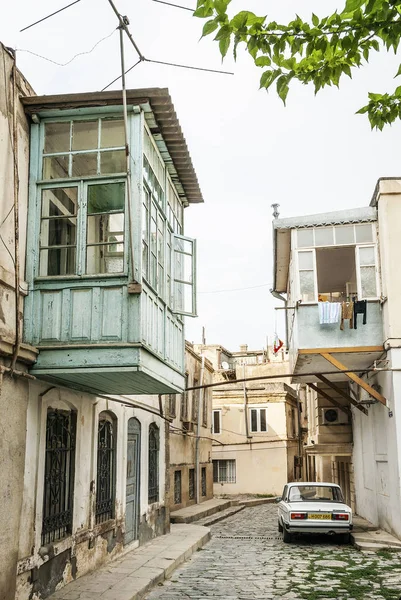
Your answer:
308;513;331;520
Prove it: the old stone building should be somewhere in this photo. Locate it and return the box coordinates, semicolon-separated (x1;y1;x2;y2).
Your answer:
0;42;203;599
194;344;300;497
167;342;214;511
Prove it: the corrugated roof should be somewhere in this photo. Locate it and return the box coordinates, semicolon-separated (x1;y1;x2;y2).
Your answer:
21;88;203;204
273;206;376;230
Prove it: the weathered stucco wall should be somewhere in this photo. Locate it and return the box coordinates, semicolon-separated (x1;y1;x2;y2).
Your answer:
169;344;214;511
15;382;167;600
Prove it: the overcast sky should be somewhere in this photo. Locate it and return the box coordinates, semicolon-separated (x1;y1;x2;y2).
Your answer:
2;1;401;352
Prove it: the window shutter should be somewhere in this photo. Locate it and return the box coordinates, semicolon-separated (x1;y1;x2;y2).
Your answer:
172;234;197;317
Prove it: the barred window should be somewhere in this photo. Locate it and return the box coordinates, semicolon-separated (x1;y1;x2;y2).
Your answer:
42;409;76;545
96;413;116;524
168;394;176;418
202;388;209;427
189;468;195;500
192;378;199;422
201;467;207;497
148;423;160;504
213;459;236;484
174;470;182;504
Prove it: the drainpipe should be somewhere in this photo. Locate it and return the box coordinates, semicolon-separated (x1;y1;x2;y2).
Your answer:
10;55;21;372
195;355;205;504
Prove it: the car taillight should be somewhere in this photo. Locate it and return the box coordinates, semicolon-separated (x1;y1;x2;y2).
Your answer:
290;512;307;520
332;513;349;521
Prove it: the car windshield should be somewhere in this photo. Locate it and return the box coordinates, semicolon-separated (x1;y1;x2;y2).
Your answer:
288;485;344;503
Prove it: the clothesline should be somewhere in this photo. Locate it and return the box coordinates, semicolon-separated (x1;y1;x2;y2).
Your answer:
318;300;367;329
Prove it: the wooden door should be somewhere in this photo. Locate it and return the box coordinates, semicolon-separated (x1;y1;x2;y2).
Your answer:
125;418;140;544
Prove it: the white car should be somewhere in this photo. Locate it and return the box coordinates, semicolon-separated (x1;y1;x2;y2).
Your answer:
277;482;353;543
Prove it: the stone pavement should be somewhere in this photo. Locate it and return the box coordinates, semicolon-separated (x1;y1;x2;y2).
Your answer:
145;504;401;600
170;498;234;523
50;524;210;600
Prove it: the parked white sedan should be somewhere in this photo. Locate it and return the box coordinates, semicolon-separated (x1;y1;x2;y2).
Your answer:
277;482;353;543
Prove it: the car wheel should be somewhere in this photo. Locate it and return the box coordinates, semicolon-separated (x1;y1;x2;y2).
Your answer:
283;527;292;543
338;533;350;544
278;520;283;533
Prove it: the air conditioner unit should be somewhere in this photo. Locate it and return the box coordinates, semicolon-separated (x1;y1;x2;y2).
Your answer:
321;408;349;425
182;421;194;433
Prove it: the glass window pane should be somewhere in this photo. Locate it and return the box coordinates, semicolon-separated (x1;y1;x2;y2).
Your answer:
297;229;314;247
39;247;76;276
88;183;125;213
41;188;77;217
100;150;126;174
42;155;69;179
44;122;71;154
101;119;125;148
251;409;257;432
260;409;267;432
87;214;124;244
298;251;314;270
86;244;124;274
314;227;334;246
361;266;377;297
72;153;98;177
72;120;98;151
355;224;373;243
359;246;375;266
335;225;354;245
142;242;149;278
40;218;77;247
300;271;315;301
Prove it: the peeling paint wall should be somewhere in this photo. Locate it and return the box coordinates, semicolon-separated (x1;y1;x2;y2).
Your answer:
14;382;168;600
0;42;35;600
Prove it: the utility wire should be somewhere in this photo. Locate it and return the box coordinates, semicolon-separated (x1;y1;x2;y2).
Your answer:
20;0;82;32
144;57;233;75
18;28;117;67
101;58;142;91
152;0;194;11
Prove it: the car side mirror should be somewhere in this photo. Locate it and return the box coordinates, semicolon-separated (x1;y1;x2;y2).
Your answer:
275;497;282;503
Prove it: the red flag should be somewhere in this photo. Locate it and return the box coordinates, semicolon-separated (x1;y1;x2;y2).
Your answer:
273;336;284;354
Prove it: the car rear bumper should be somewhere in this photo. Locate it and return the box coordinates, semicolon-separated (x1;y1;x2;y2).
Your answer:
285;523;353;534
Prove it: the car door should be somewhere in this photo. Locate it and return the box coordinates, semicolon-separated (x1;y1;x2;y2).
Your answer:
278;485;288;524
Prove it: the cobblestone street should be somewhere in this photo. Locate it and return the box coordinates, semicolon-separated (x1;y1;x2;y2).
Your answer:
146;504;401;600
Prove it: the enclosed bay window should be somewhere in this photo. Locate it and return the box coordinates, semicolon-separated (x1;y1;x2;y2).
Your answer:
38;117;127;278
294;223;379;302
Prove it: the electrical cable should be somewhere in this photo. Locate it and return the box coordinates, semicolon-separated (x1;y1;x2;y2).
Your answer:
144;57;234;75
152;0;194;11
18;28;117;67
101;58;142;91
20;0;82;32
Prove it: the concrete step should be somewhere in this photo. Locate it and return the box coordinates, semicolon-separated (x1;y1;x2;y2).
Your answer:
170;499;236;524
238;497;276;507
196;505;246;527
352;539;401;552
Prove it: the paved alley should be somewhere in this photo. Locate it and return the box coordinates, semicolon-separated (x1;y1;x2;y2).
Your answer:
146;504;401;600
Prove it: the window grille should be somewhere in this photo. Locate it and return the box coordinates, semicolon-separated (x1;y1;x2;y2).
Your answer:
180;374;189;421
189;468;195;500
42;409;76;545
174;470;182;504
201;467;207;497
148;423;159;504
168;394;176;418
213;460;236;484
192;378;199;422
95;415;116;524
202;388;208;427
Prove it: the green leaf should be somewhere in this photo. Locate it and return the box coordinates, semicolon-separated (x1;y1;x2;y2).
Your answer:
356;104;369;114
215;0;229;16
343;0;365;14
368;92;383;101
219;35;231;58
214;24;232;41
312;13;319;26
231;11;249;29
395;63;401;78
255;55;272;67
201;19;219;37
